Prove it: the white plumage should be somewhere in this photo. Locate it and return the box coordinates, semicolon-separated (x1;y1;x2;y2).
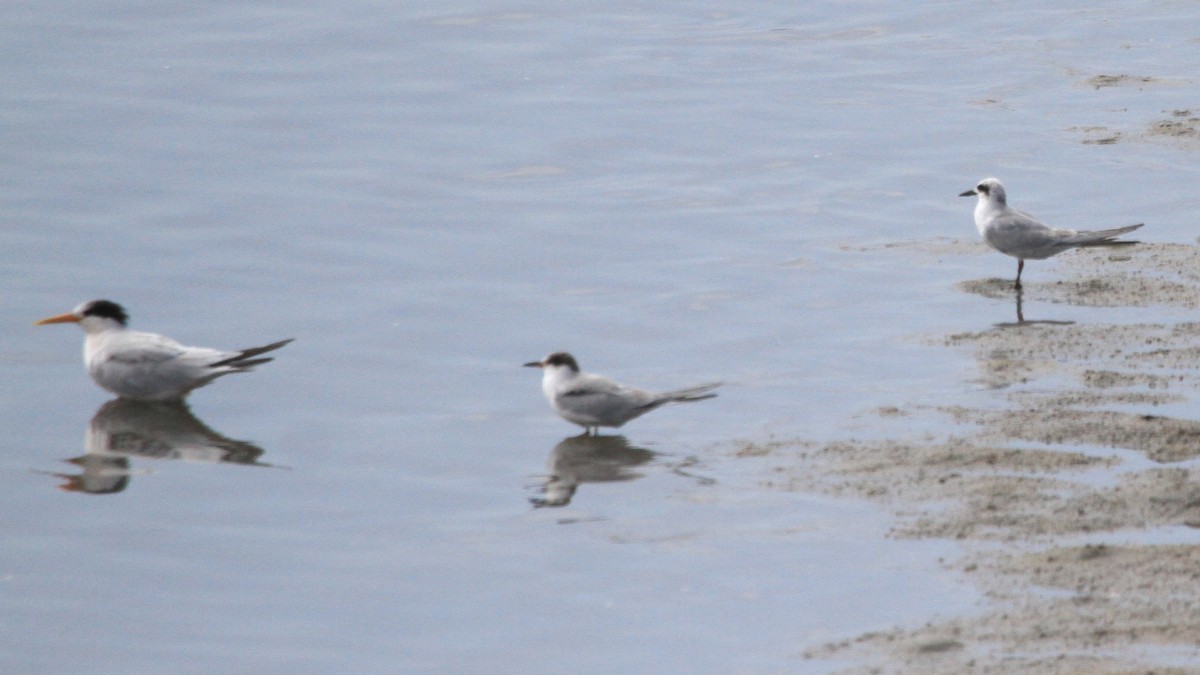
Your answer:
35;299;292;401
524;351;719;434
960;177;1143;289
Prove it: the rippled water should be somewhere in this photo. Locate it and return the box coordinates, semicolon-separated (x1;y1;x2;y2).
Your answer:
4;1;1198;672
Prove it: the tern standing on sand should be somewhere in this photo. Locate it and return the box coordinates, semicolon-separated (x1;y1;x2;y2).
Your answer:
960;177;1143;289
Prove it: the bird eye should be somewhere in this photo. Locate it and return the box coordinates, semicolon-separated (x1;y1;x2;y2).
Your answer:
977;184;989;194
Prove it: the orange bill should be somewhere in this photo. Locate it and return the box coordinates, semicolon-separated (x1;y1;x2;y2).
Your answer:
33;312;80;326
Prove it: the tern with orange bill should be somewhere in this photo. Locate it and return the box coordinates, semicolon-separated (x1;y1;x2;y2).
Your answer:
35;299;292;400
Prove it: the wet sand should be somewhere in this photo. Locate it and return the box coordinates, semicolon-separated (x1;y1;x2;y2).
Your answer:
1072;74;1200;148
737;243;1200;672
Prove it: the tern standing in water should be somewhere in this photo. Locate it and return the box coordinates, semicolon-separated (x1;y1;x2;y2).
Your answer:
960;177;1142;289
524;352;720;434
35;299;293;400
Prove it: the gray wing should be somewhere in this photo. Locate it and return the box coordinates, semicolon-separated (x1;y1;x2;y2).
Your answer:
105;333;192;366
92;333;236;397
558;379;643;406
109;342;232;374
556;375;652;424
983;209;1064;258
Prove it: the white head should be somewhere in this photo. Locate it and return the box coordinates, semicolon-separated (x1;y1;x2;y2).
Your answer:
524;353;583;398
34;299;130;335
959;177;1007;206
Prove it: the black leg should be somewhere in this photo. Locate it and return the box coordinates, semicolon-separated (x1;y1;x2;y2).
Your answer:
1015;259;1024;290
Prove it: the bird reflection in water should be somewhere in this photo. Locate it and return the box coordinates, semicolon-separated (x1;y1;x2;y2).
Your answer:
994;286;1074;329
50;398;277;494
530;434;655;508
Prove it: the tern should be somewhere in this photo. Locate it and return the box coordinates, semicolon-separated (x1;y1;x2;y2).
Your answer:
34;299;293;400
960;177;1142;289
524;351;719;434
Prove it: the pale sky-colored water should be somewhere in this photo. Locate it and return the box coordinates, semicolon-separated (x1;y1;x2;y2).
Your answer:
3;1;1198;672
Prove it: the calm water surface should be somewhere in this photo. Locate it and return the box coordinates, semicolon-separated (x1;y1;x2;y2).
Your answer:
3;1;1198;672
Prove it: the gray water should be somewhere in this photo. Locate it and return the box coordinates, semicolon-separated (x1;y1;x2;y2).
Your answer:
3;1;1197;672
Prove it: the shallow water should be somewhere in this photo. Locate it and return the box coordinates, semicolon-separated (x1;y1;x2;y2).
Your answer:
4;1;1200;672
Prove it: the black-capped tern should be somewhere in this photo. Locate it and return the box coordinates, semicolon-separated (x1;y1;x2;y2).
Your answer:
524;351;719;434
35;299;293;400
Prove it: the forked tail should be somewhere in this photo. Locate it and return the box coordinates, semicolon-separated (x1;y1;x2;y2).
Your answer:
652;382;722;406
212;338;295;368
1068;223;1143;247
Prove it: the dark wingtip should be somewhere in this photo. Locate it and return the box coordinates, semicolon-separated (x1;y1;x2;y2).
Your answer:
228;357;275;369
211;338;294;368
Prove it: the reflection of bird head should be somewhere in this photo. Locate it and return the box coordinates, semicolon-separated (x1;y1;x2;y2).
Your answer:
53;455;132;495
56;474;130;495
57;477;84;493
530;481;576;508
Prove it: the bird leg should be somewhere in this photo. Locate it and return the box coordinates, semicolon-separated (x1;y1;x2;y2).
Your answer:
1014;259;1024;290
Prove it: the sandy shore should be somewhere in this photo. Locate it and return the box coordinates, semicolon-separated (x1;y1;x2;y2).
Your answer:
738;242;1200;672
